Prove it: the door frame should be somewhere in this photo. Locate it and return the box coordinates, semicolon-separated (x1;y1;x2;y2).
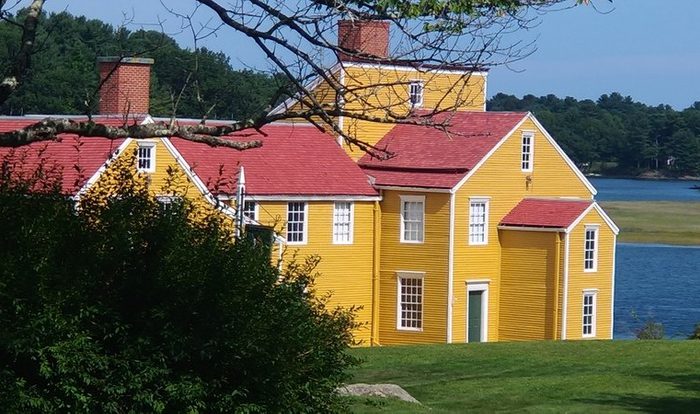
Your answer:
466;280;490;343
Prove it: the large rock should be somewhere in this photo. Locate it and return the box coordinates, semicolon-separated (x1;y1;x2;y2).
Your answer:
337;383;421;404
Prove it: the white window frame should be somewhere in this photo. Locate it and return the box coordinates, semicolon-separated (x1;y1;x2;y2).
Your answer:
466;280;490;343
521;131;534;172
582;289;598;338
286;202;308;245
242;200;258;221
400;195;425;244
409;80;424;107
396;271;425;331
332;201;354;244
156;195;179;211
137;141;156;173
468;197;490;246
584;225;599;272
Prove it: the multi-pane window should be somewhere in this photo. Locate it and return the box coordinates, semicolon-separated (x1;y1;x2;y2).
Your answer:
584;226;598;271
409;81;424;107
521;132;533;171
582;291;597;337
286;202;306;244
243;200;257;221
137;142;156;172
401;196;424;243
333;201;353;244
469;199;489;245
397;273;424;330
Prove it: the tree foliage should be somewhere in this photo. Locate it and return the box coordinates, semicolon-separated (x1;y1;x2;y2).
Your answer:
0;0;600;150
0;10;280;120
0;160;358;413
488;92;700;176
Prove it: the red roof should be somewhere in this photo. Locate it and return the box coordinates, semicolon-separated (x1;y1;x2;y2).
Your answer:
0;116;131;194
359;111;527;188
170;123;378;197
500;198;593;229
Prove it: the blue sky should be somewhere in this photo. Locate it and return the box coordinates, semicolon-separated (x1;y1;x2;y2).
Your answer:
44;1;700;109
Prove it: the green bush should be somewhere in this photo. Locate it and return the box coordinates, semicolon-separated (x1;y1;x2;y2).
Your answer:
635;320;665;340
0;163;357;412
688;323;700;340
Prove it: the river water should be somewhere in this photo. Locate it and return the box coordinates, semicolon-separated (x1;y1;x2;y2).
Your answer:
588;178;700;338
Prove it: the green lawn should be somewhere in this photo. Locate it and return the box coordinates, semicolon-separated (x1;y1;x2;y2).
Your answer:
601;201;700;245
346;341;700;413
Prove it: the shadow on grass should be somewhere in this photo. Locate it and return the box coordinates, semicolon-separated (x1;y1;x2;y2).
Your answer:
576;373;700;413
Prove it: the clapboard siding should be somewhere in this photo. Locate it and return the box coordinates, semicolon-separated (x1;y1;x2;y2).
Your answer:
499;231;560;341
378;190;450;344
565;208;615;340
254;200;377;345
341;67;486;160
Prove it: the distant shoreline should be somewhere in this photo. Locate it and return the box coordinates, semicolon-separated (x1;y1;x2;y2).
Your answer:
587;173;700;181
601;201;700;246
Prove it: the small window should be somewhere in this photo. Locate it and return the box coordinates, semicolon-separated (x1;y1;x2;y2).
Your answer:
156;195;179;211
137;142;156;173
332;201;353;244
582;290;597;337
409;81;424;107
397;272;424;330
243;200;257;221
400;195;424;243
521;132;533;172
584;226;598;272
286;202;307;244
469;198;489;245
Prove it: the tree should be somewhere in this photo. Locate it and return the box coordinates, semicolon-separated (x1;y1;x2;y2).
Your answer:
0;158;359;412
0;0;600;152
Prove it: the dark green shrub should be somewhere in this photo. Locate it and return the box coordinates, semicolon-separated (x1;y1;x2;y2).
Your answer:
0;162;357;413
635;320;665;340
688;323;700;340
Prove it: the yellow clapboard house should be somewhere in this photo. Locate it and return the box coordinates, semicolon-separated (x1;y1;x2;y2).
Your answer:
0;21;618;345
268;20;619;343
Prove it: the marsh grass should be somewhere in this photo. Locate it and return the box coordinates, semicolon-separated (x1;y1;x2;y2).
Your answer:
601;201;700;245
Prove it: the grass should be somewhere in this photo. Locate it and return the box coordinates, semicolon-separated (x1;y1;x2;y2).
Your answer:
601;201;700;245
346;340;700;413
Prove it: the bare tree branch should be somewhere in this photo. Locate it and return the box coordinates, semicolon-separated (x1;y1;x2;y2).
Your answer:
0;0;609;151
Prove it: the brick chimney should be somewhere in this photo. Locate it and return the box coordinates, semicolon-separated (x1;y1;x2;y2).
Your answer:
97;57;154;116
337;20;390;61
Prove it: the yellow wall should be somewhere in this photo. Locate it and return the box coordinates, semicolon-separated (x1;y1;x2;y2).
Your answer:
564;208;615;340
254;200;377;345
450;116;594;342
377;190;451;345
88;139;216;216
341;66;487;160
499;230;562;341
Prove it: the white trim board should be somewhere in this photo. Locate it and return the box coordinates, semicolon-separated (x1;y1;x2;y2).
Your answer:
447;192;455;343
268;63;342;116
75;138;133;198
372;185;452;193
528;114;597;197
342;61;489;77
450;114;529;194
229;194;381;202
565;202;620;235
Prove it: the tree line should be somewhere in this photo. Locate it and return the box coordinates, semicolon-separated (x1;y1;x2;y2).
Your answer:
4;11;699;177
488;93;700;176
0;10;281;121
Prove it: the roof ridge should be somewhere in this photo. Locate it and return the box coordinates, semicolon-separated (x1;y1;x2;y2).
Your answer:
359;164;469;173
